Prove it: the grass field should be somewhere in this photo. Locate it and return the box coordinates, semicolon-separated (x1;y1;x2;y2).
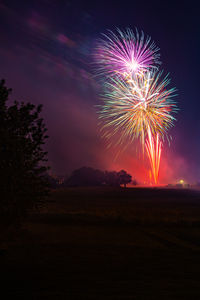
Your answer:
1;187;200;299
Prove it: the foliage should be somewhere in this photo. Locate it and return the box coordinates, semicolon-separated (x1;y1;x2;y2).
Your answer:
64;167;132;187
0;80;49;222
118;170;132;187
132;179;138;186
65;167;105;187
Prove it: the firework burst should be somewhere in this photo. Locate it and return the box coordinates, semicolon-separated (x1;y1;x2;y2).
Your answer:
99;70;177;148
95;28;161;79
95;27;178;184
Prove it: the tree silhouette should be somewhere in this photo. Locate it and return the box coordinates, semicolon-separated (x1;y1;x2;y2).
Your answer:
0;80;49;223
65;167;133;188
118;170;132;187
104;171;119;187
132;179;138;186
65;167;105;187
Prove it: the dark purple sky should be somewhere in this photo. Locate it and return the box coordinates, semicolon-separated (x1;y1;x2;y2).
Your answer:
0;0;200;183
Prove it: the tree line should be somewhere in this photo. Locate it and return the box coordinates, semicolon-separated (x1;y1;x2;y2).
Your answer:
49;167;135;188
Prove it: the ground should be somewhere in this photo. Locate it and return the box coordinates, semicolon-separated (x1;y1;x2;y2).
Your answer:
1;187;200;299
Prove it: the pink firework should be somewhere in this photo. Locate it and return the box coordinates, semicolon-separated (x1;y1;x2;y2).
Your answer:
95;28;161;78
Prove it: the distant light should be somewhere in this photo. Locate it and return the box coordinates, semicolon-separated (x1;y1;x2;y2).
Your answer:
179;179;184;184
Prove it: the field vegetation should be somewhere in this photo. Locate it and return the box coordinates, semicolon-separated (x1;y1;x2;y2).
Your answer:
1;187;200;299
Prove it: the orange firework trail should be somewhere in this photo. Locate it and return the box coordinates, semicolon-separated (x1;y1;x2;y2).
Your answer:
145;127;162;184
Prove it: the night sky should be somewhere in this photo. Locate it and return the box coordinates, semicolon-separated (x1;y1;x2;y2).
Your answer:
0;0;199;183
